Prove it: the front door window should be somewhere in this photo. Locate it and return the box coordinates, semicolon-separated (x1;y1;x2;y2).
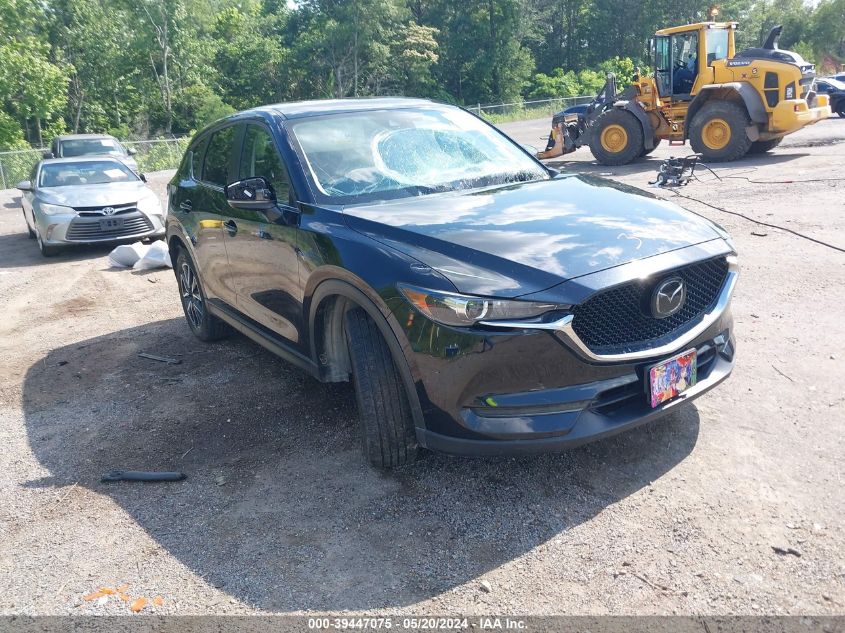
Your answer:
672;31;699;96
655;36;671;97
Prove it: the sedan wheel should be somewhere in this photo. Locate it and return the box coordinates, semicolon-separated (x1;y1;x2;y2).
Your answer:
23;211;35;239
175;249;230;341
36;229;60;257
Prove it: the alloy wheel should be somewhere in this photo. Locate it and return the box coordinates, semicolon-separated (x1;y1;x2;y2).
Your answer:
180;261;204;329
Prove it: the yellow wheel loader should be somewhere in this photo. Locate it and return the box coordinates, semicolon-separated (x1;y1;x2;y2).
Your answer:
538;22;831;165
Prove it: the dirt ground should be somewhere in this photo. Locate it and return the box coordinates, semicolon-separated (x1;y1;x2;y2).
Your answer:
0;118;843;617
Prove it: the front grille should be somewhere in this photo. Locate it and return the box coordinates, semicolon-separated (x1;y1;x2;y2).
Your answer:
75;204;138;217
65;212;153;242
570;257;729;354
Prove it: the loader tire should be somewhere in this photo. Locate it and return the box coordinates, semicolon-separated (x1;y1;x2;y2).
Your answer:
689;101;753;162
641;137;662;156
588;109;644;166
748;137;783;154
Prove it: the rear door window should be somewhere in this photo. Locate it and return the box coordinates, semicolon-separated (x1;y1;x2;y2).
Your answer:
190;136;209;180
202;127;235;187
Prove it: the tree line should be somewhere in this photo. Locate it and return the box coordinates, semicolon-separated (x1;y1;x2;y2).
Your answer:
0;0;843;149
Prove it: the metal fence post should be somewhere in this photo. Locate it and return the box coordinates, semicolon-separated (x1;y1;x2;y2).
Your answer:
0;158;6;190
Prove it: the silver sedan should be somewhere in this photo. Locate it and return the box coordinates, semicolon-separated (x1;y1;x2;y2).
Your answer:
18;157;165;257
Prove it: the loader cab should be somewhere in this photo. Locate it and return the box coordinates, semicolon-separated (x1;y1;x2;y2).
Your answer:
653;23;736;101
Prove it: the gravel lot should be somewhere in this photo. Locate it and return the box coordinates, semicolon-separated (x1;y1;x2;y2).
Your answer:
0;117;843;617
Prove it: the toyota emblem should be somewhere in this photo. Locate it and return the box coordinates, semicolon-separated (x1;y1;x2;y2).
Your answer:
651;277;686;318
102;207;116;215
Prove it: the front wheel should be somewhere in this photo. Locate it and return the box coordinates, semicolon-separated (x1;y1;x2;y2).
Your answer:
587;109;644;166
689;101;753;162
36;230;60;257
641;137;662;156
345;307;418;469
838;108;845;118
23;211;35;239
175;249;231;341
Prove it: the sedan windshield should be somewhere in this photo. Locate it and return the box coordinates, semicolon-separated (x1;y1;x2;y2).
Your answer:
39;160;139;188
60;138;125;157
288;107;548;203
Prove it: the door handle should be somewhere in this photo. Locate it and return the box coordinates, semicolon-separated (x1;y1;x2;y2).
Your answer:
179;200;193;212
223;219;238;236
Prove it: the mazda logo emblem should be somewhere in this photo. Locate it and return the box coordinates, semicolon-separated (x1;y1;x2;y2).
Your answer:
651;277;686;318
102;207;116;215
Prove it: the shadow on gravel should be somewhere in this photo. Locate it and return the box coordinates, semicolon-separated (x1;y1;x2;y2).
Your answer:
0;231;121;268
22;318;700;610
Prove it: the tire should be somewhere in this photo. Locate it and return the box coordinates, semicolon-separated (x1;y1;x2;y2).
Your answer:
748;137;783;154
23;211;35;239
36;229;60;257
175;249;231;342
587;109;644;166
345;307;417;469
641;137;662;156
689;101;753;162
838;109;845;118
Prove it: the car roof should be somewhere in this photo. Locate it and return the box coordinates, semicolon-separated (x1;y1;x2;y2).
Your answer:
227;97;439;121
55;134;119;141
39;156;127;166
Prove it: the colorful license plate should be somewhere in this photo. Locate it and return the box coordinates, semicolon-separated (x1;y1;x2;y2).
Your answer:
648;349;697;408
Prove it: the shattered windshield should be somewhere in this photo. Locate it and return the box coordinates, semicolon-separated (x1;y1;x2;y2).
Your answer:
288;107;548;203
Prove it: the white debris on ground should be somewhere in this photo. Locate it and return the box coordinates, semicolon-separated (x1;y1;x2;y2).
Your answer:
108;240;172;270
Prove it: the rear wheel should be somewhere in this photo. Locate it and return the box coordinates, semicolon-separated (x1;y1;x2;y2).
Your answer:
175;249;231;341
689;101;753;162
345;307;417;469
588;109;644;166
748;137;783;154
838;107;845;118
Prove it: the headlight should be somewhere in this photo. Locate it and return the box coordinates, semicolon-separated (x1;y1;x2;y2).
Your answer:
137;194;163;216
398;284;559;327
40;203;73;216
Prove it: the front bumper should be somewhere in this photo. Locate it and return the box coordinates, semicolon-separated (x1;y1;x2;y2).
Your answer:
37;210;166;245
397;249;737;457
418;331;734;456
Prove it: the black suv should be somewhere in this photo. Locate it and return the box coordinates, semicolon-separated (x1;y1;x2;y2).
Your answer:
166;98;737;468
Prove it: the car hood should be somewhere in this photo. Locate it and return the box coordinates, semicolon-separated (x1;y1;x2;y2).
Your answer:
342;174;724;297
38;182;150;208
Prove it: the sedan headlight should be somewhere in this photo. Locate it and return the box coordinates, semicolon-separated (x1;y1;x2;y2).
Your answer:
399;284;559;327
40;203;73;216
137;194;163;216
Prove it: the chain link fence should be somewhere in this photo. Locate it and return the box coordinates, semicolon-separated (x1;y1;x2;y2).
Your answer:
468;95;595;122
0;137;190;190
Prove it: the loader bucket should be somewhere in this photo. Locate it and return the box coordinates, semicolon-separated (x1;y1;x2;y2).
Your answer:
536;111;582;160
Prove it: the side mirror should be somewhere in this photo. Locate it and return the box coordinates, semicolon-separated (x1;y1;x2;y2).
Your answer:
43;151;54;159
139;173;147;183
16;180;32;191
127;147;137;156
225;177;277;210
